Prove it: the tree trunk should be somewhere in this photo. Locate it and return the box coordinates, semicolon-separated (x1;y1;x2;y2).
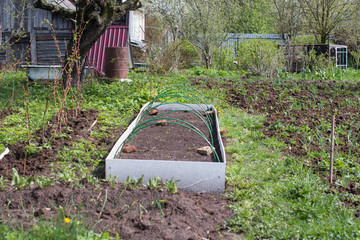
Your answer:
320;34;327;44
62;19;113;89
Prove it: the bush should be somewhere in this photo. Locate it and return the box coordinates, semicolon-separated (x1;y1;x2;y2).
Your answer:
235;39;285;76
303;49;335;73
179;40;200;68
212;44;237;71
293;35;319;45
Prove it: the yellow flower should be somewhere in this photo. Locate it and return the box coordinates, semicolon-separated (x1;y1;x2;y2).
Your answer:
64;218;71;224
241;142;244;145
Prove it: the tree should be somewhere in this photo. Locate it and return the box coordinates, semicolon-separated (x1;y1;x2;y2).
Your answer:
33;0;142;88
225;0;275;34
334;2;360;68
148;0;230;68
298;0;352;44
271;0;303;44
182;0;229;68
270;0;303;71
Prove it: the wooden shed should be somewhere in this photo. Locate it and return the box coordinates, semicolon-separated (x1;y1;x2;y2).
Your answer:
0;0;146;71
0;0;74;65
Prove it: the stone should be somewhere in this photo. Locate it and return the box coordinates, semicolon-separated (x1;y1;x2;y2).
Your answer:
220;129;229;136
150;109;158;115
156;119;168;126
122;146;137;153
197;146;212;156
203;110;213;116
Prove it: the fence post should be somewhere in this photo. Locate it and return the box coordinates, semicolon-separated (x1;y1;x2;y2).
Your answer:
329;115;335;184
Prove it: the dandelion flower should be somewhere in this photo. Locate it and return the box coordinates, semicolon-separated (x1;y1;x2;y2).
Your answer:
64;218;71;224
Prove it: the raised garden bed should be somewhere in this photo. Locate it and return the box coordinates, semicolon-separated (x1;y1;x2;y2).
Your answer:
106;101;226;193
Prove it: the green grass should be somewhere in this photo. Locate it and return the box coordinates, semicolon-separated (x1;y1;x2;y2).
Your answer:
0;217;114;240
221;108;360;239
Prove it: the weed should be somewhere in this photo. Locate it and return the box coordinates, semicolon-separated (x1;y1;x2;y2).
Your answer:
164;179;178;194
35;176;55;189
124;175;144;190
138;200;148;220
11;168;34;190
108;175;118;189
0;177;8;191
147;176;163;190
118;201;136;219
152;198;166;218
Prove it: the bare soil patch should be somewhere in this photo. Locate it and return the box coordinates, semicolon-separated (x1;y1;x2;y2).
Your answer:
0;181;235;239
0;109;101;179
120;110;222;162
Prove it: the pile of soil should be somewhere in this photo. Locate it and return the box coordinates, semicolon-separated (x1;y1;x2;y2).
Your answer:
120;110;222;162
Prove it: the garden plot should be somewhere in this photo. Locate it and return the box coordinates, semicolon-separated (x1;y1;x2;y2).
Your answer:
106;87;226;193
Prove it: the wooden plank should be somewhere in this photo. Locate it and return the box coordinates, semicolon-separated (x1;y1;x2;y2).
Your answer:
30;29;37;64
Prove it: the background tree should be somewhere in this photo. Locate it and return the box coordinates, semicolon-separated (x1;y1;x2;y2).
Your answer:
182;0;229;68
334;1;360;68
225;0;275;34
34;0;142;88
148;0;230;68
298;0;352;44
271;0;303;44
270;0;303;70
146;0;187;71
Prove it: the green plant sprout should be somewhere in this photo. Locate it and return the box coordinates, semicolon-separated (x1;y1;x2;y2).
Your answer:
11;168;34;190
123;175;144;190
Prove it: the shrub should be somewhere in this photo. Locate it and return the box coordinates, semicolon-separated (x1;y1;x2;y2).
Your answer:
303;49;335;73
212;44;237;71
179;39;200;69
234;39;285;76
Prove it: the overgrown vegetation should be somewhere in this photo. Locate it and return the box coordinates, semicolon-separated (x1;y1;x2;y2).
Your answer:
1;67;360;238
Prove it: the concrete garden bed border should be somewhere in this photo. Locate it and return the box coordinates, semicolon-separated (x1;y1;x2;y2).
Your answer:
106;102;226;193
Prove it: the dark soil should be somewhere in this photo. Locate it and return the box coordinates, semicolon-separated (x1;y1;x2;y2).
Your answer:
0;109;101;179
0;182;235;239
120;110;222;162
190;77;360;208
0;108;237;239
